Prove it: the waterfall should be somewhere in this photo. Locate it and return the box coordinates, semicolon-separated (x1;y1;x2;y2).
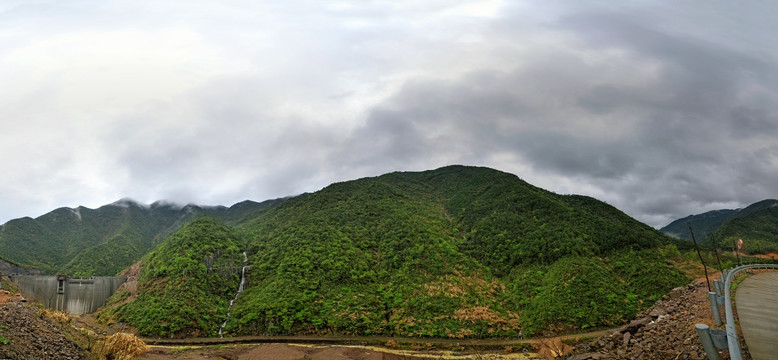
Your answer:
219;251;250;337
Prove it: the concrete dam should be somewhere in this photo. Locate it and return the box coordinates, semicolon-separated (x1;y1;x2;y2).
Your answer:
9;274;125;314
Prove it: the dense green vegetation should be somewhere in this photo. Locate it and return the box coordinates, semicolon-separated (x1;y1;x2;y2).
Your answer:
226;173;516;337
101;217;243;337
661;209;737;240
512;247;686;335
715;201;778;254
661;199;778;254
0;199;281;276
215;166;685;338
39;165;691;338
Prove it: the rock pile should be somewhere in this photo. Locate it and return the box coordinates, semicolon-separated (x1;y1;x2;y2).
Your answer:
0;295;85;360
566;279;749;360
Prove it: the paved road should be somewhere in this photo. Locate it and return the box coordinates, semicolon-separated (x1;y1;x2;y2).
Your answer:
735;271;778;360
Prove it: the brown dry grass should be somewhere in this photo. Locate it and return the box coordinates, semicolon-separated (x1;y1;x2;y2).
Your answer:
40;308;71;324
423;274;506;298
453;306;519;324
94;332;148;360
668;256;712;280
535;337;573;360
444;327;475;339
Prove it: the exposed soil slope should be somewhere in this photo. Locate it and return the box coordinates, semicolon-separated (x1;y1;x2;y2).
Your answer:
0;290;85;360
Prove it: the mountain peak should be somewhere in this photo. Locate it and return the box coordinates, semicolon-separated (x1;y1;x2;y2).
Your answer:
150;200;186;210
110;198;147;208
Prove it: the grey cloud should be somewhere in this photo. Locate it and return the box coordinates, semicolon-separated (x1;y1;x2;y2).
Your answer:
100;75;347;206
514;133;635;179
728;106;778;138
3;1;778;230
333;6;778;227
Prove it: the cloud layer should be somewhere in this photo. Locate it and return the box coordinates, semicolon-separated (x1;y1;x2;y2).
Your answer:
2;1;777;227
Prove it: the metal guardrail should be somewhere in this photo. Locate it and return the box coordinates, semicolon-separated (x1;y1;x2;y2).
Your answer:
722;263;778;360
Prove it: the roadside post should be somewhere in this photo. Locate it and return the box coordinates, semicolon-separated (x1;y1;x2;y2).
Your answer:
695;324;722;360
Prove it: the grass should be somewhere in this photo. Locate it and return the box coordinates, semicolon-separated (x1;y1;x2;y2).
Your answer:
40;308;71;325
169;346;193;354
93;332;148;360
0;325;8;345
731;273;749;291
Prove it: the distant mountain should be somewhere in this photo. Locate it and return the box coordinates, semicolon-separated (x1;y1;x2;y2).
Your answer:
661;199;778;253
103;165;687;338
660;209;738;239
716;199;778;253
0;198;283;276
728;199;778;218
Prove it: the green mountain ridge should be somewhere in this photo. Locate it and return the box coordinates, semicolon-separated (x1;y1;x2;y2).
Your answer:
660;199;778;253
100;165;688;338
660;209;738;239
716;200;778;253
0;198;282;276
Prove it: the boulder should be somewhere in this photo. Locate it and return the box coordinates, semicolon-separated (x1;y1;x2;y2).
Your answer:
648;307;667;317
668;286;685;299
618;317;651;334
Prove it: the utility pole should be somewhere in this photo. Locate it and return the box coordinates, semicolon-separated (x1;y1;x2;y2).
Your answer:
710;234;723;272
689;223;711;292
732;238;742;266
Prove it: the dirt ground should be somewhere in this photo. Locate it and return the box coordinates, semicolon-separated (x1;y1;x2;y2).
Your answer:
142;343;379;360
140;343;538;360
752;252;778;260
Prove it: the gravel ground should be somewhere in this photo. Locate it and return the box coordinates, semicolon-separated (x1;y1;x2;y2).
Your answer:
0;290;85;360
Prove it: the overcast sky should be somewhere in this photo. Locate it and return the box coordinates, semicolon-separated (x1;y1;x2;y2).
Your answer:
1;1;777;228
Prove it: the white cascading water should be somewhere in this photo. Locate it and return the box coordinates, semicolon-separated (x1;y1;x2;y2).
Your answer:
219;251;250;337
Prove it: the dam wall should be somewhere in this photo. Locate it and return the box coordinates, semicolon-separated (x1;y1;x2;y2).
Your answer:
9;275;125;314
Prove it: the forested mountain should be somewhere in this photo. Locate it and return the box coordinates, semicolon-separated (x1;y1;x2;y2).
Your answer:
716;200;778;253
661;199;778;253
0;198;282;276
103;217;244;337
102;165;688;338
660;209;737;239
